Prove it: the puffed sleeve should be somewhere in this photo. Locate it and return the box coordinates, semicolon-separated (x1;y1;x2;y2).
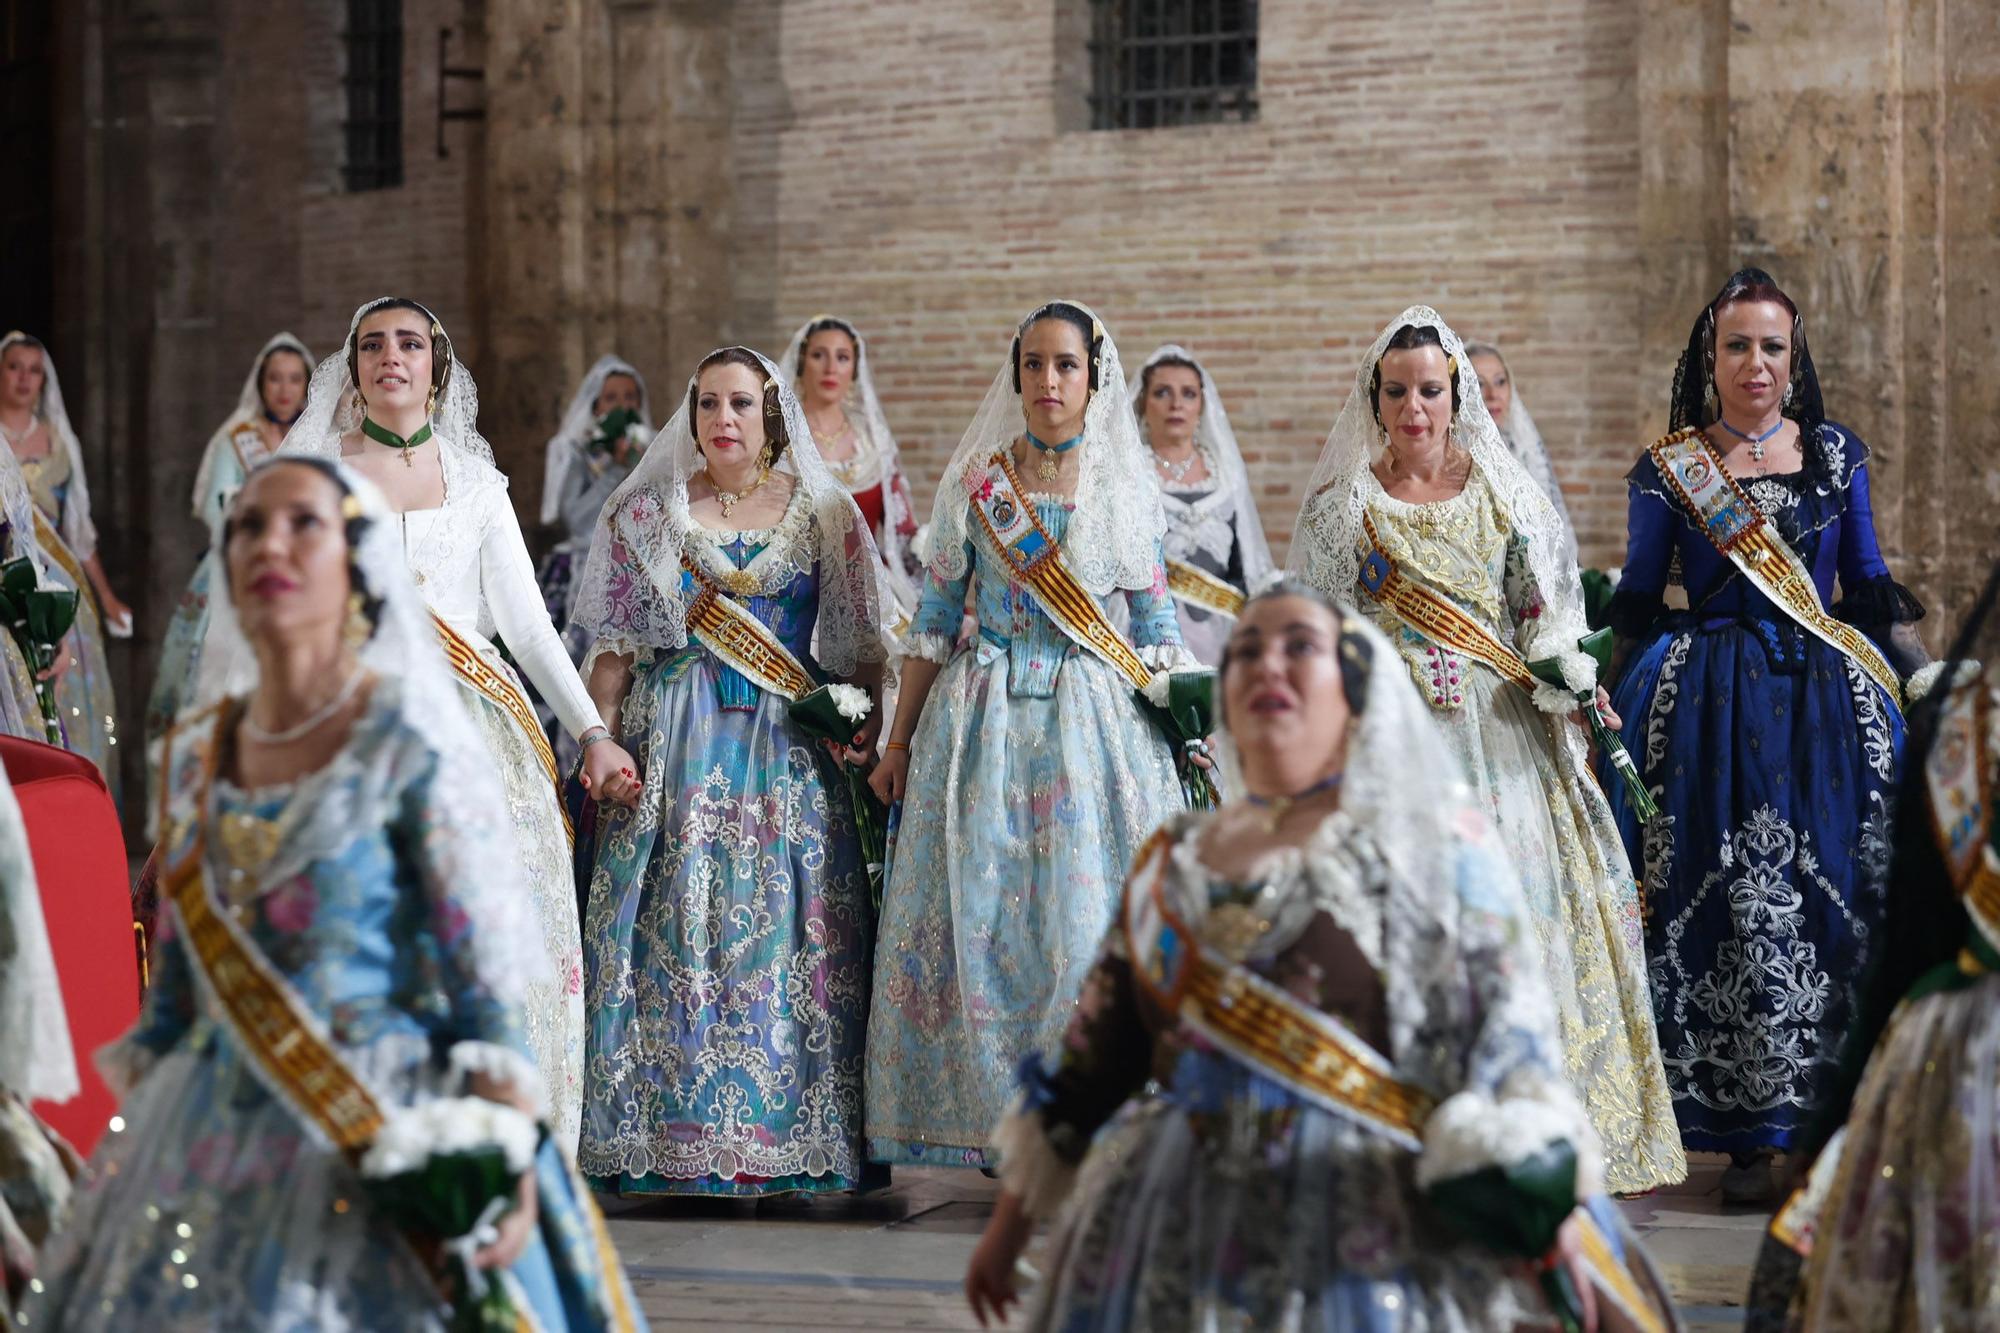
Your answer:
1607;463;1680;641
392;736;547;1108
476;491;602;740
1830;461;1926;641
1125;539;1191;669
904;533;975;664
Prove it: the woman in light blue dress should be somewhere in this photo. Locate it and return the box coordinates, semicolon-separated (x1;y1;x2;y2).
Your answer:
144;333;312;812
19;458;643;1331
864;302;1195;1168
569;347;886;1197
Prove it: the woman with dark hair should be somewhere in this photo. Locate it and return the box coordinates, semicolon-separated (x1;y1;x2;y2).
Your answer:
0;333;125;795
778;315;922;625
964;583;1678;1331
1126;344;1274;666
864;301;1196;1169
568;346;885;1197
1605;269;1929;1202
145;333;314;809
1290;306;1684;1195
20;458;644;1330
273;298;639;1155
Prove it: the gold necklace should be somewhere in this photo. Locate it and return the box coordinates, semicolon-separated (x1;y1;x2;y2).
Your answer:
709;465;772;519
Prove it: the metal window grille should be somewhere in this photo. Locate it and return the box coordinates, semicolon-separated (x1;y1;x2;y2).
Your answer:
1089;0;1258;131
343;0;403;191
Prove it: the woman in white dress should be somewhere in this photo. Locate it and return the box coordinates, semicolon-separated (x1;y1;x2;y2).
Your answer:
1289;306;1684;1194
270;298;638;1153
1127;344;1274;665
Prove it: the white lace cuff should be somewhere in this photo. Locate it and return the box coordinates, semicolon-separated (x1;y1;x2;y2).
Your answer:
448;1041;549;1120
1138;644;1199;672
94;1033;162;1100
989;1095;1078;1223
903;631;956;665
581;636;650;679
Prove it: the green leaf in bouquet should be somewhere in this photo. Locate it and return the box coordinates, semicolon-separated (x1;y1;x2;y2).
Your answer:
25;586;78;646
1424;1138;1578;1260
1135;670;1220;810
1526;631;1658;825
591;406;642;452
788;683;855;746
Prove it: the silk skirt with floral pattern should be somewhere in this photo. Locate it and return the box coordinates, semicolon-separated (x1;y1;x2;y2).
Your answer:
579;647;872;1196
1423;659;1685;1193
864;647;1184;1167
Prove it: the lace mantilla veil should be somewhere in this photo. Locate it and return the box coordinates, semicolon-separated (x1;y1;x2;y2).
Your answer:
926;300;1166;597
776;316;919;575
1464;342;1578;569
569;346;886;676
539;354;653;527
0;446;50;587
1288;306;1594;690
280;299;504;499
0;331;100;560
184;459;548;1007
1126;342;1275;585
190;332;314;522
0;768;75;1104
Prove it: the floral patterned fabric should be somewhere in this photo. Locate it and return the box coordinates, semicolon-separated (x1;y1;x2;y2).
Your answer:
1003;813;1652;1331
1606;425;1910;1152
579;483;875;1196
1346;467;1685;1194
864;486;1187;1167
17;688;643;1331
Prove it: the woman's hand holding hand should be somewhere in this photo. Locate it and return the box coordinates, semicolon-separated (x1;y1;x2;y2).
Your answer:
580;738;642;807
869;746;909;804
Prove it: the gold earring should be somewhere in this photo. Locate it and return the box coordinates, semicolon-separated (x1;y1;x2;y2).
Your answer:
342;591;370;649
425;387;438;416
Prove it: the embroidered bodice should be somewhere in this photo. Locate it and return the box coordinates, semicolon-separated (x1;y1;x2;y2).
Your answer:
668;481;826;710
390;451;600;738
908;477;1183;698
18;441;69;532
1355;467;1552;710
1613;422;1917;652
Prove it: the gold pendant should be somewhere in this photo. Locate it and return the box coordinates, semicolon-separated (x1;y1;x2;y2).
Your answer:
1202;901;1271;962
1038;453;1060;483
218;810;283;878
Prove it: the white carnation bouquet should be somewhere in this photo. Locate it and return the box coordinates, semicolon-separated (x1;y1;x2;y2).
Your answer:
359;1097;541;1332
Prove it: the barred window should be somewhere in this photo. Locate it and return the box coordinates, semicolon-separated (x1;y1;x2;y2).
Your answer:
1089;0;1258;131
343;0;403;191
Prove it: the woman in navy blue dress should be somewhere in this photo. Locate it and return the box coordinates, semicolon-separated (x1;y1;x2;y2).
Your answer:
1605;268;1930;1204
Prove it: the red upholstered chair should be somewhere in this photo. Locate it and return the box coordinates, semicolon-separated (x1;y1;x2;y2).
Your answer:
3;736;138;1156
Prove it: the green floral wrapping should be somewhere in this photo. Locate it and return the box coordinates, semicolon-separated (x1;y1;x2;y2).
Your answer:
361;1146;526;1333
1424;1139;1587;1333
788;684;888;910
1137;668;1219;810
587;406;643;456
1528;627;1659;825
0;556;79;745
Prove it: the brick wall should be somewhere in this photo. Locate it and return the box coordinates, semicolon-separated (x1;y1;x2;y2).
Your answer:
738;0;1646;570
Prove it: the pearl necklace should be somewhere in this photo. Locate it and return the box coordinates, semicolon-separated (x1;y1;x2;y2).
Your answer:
241;666;367;745
1153;445;1202;486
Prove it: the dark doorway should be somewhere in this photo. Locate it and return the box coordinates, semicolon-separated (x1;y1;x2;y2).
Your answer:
0;0;53;336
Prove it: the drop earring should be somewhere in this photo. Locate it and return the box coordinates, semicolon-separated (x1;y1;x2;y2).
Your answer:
342;591;370;650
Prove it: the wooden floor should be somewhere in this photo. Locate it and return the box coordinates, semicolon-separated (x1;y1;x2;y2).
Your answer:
603;1154;1765;1331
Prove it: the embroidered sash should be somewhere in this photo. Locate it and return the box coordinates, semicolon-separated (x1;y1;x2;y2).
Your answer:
430;612;572;845
158;711;387;1153
1122;829;1669;1331
30;510;86;598
678;555;816;703
1165;558;1246;619
970;451;1155;692
1649;427;1903;710
1355;512;1540;694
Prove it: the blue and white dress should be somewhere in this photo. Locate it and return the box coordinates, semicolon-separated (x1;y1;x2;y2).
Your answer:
865;468;1189;1167
1605;423;1920;1153
18;684;643;1331
578;480;875;1196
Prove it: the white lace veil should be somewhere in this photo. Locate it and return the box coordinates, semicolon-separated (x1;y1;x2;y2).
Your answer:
926;301;1165;596
0;765;76;1104
569;346;886;675
191;332;314;522
776;316;918;567
1288;306;1589;674
0;331;98;559
539;354;652;527
280;299;502;489
183;457;547;1001
0;446;49;586
1127;343;1274;584
1463;341;1577;568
